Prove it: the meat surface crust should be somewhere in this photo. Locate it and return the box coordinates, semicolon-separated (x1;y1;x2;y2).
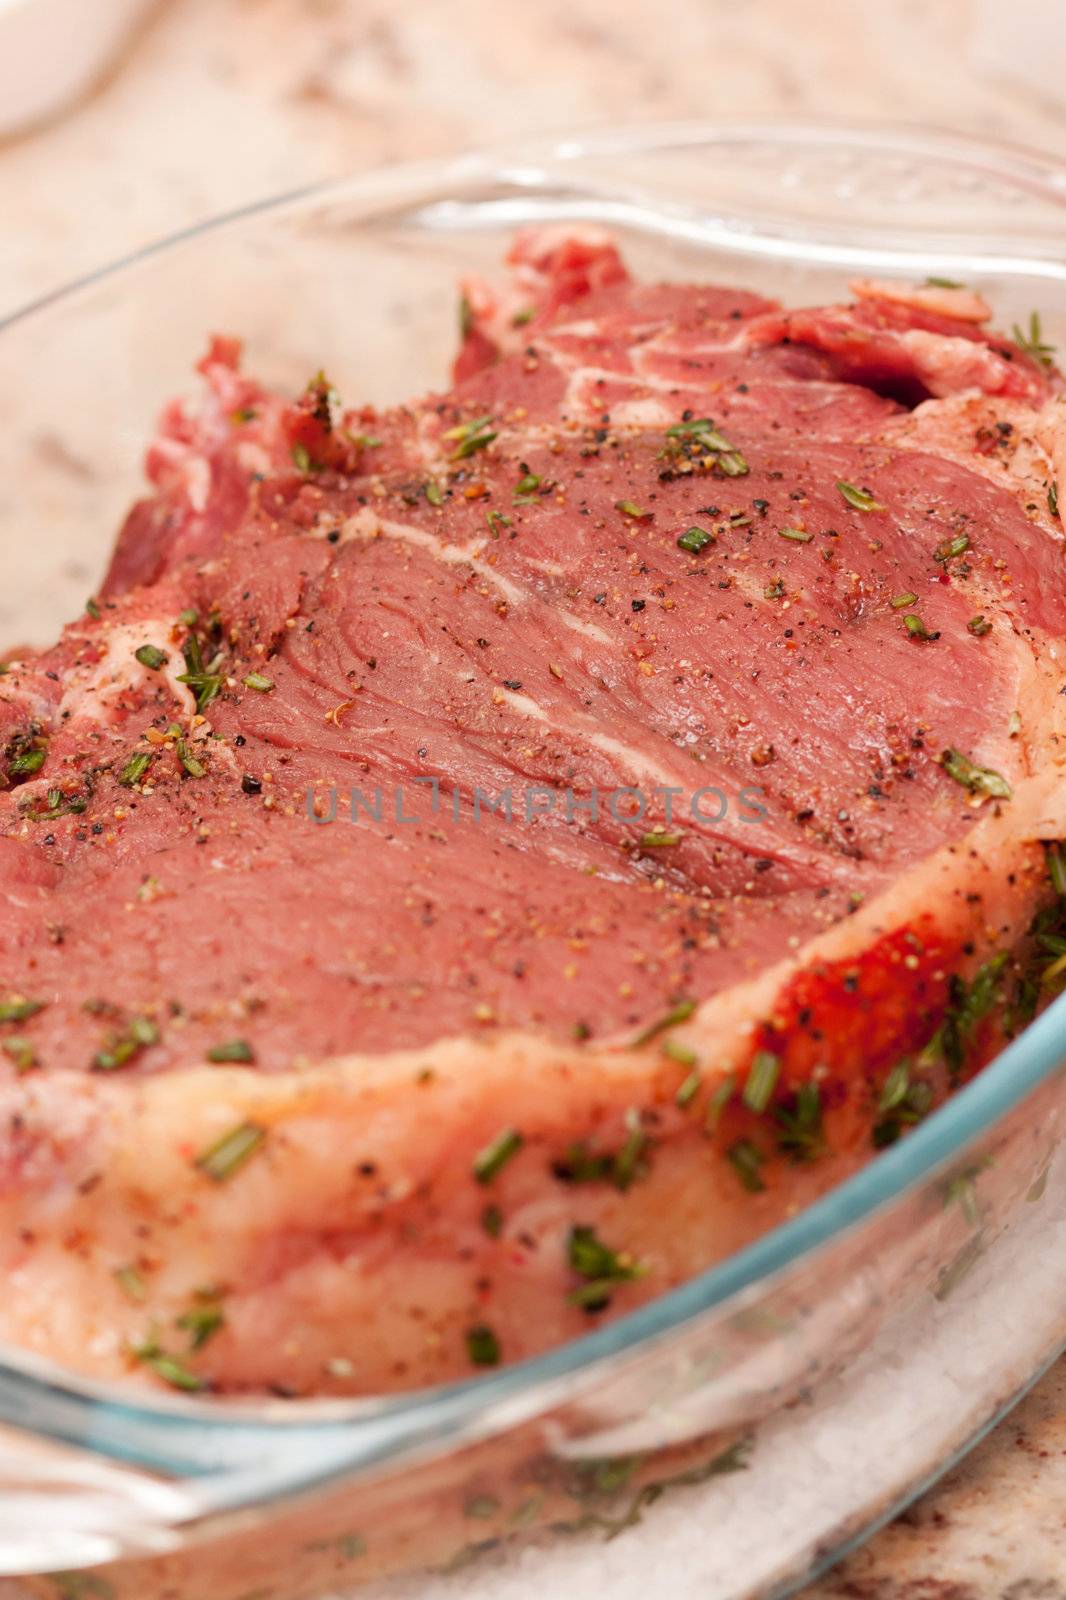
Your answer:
2;231;1065;1396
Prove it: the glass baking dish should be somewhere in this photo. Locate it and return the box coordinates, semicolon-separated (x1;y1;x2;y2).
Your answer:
1;120;1065;1600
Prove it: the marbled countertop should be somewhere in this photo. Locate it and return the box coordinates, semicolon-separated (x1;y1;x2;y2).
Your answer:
4;2;1066;1595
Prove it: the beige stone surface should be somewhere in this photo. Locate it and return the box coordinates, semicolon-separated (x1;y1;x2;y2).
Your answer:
4;0;1066;322
807;1362;1066;1599
3;1;1066;1594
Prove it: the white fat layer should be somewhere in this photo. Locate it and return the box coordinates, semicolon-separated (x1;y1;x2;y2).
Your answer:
498;691;849;884
59;622;194;726
897;328;1012;399
340;508;525;605
632;328;748;362
555;611;612;645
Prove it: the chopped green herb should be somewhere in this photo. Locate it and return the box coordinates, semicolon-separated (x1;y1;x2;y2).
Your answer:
348;432;382;450
486;508;511;536
551;1117;649;1192
177;1298;225;1350
425;480;444;507
466;1324;501;1366
920;952;1009;1081
553;1142;612;1183
135;644;168;671
878;1060;912;1115
639;829;682;849
1047;843;1066;898
132;1339;205;1393
443;414;492;441
567;1225;640;1278
939;747;1012;800
612;1109;646;1192
663;1036;698;1068
903;613;931;640
34;786;87;822
675;1067;702;1107
615;499;650;520
891;592;918;608
481;1203;504;1238
459;294;473;339
113;1265;147;1302
85;597;102;620
715;451;750;477
92;1016;159;1071
580;1457;639;1497
567;1224;646;1308
666;418;734;450
473;1126;524;1184
837;481;885;513
965;953;1010;1022
775;1083;825;1161
514;472;542;499
117;751;153;788
777;526;813;543
742;1050;780;1114
291;442;317;474
179;630;206;680
206;1038;255;1064
145;1354;206;1392
242;672;274;693
1043;949;1066;991
9;747;46;776
175;735;206;779
511;306;535;327
967;614;992;637
630;997;696;1047
934;534;970;562
943;1166;985;1228
195;1121;266;1182
175;670;222;713
2;1036;36;1072
452;429;497;461
726;1138;766;1192
178;608;199;629
0;997;44;1024
677;525;715;553
705;1075;736;1130
305;369;340;428
231;406;258;424
1012;311;1056;369
924;275;964;289
445;415;497;460
872;1060;934;1147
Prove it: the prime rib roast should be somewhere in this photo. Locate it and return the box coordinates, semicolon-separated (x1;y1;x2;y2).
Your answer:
0;228;1064;1396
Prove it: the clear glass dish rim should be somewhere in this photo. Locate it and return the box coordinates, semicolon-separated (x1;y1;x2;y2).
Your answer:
2;117;1066;1470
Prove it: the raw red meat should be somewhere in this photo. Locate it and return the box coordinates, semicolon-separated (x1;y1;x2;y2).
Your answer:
0;235;1064;1397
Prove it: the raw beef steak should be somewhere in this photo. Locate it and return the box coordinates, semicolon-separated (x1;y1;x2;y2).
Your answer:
1;229;1065;1396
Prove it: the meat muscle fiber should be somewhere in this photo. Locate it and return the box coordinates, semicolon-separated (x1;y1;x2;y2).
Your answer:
1;230;1066;1396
